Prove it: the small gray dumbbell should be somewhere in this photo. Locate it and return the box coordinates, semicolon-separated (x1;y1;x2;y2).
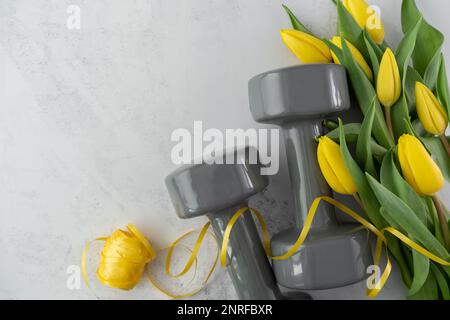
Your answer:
166;147;310;299
248;64;372;290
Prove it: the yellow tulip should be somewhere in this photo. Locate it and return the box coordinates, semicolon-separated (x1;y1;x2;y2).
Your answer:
331;36;373;80
317;136;357;195
280;29;332;64
398;134;444;196
415;81;449;135
377;48;401;108
343;0;385;44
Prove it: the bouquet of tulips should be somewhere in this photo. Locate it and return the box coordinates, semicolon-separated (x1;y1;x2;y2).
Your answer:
280;0;450;299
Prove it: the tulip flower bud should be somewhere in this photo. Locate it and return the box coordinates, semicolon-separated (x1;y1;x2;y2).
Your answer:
317;136;358;195
331;36;373;80
415;81;449;135
377;48;401;108
280;29;332;64
398;134;444;196
343;0;385;44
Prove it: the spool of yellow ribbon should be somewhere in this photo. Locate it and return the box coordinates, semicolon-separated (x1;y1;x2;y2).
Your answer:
82;222;219;299
83;196;450;299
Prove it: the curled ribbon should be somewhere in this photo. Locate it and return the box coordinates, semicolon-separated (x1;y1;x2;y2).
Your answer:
82;222;219;299
220;196;450;298
83;196;450;299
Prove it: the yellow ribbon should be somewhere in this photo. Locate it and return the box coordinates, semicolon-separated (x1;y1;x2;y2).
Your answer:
82;196;450;299
220;196;450;298
82;222;219;299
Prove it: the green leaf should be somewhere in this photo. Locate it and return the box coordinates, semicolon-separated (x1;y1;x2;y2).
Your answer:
326;123;387;161
430;263;450;300
356;101;377;177
340;40;394;149
401;0;444;77
437;54;450;120
407;269;439;300
366;174;450;261
395;17;423;80
405;67;424;112
338;120;385;228
323;38;344;64
363;28;383;61
408;250;430;297
411;119;428;137
423;50;442;89
364;33;381;83
426;197;446;246
327;123;361;142
336;0;369;61
369;176;450;285
282;4;312;34
379;41;390;52
325;38;382;152
379;152;431;296
379;207;415;287
391;94;412;140
390;17;422;139
420;136;450;182
403;117;417;136
380;151;428;226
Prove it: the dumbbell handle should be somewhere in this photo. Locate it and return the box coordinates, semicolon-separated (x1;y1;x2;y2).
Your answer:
208;203;283;300
283;120;338;230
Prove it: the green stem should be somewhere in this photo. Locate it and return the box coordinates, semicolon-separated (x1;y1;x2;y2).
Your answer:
323;119;339;130
439;135;450;158
384;106;394;141
426;197;445;246
431;194;450;252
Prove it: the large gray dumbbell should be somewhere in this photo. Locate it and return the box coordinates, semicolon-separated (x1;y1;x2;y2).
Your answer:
166;148;310;300
248;64;372;290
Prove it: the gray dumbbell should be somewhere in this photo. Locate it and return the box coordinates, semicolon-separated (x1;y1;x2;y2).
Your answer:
248;64;372;290
165;147;310;299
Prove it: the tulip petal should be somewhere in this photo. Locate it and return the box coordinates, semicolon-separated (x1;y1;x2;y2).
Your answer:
318;137;357;195
415;82;449;135
415;82;438;133
343;0;367;28
377;48;401;108
378;60;395;104
398;135;444;195
281;29;332;63
331;36;373;80
318;144;348;194
388;50;401;102
423;90;444;133
398;136;422;194
424;86;448;133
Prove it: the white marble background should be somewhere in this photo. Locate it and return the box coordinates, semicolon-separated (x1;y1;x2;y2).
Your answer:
0;0;448;300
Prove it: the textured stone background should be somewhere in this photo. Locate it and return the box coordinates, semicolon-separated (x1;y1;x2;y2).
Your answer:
0;0;448;299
